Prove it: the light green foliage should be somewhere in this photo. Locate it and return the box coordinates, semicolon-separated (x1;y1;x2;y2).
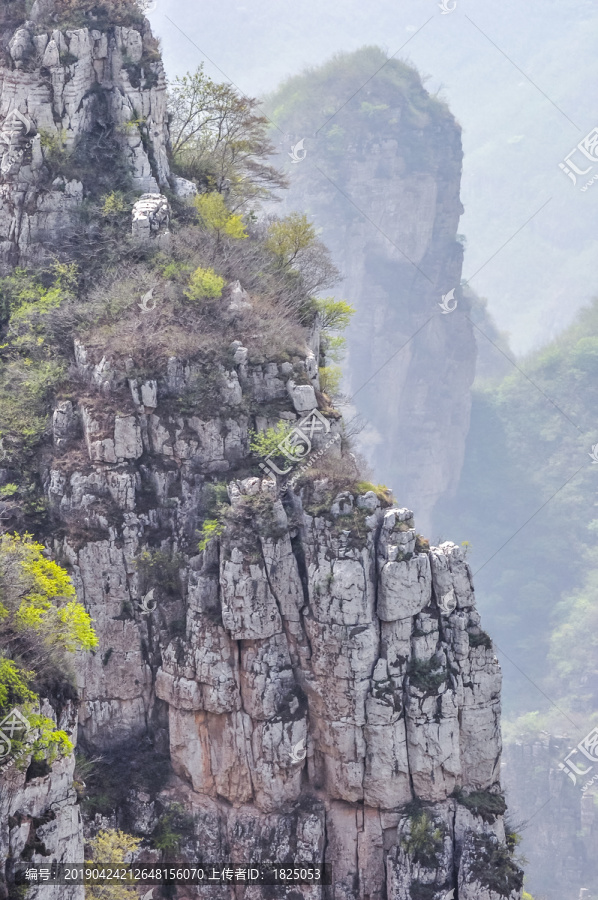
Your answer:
249;422;294;460
316;298;354;390
86;829;141;898
39;129;70;175
0;533;97;653
0;657;37;710
198;518;225;551
265;213;316;265
193;191;247;239
264;213;339;296
0;264;76;456
319;365;342;397
169;65;286;207
0;484;18;499
0;534;97;766
101;191;128;218
323;335;346;362
184;265;226;301
355;481;394;505
0;658;73;767
313;296;355;331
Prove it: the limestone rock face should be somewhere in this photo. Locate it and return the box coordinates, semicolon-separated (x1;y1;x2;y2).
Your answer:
0;19;520;900
273;62;477;534
28;327;519;898
131;192;170;240
0;704;83;900
0;12;171;267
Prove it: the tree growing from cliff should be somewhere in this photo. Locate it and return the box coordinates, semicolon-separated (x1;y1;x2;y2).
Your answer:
86;829;141;899
168;65;287;209
0;534;97;726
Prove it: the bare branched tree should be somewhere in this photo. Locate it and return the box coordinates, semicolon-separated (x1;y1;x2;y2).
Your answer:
168;66;287;210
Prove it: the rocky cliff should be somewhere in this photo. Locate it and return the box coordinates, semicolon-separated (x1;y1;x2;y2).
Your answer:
0;10;521;900
266;48;477;535
503;736;598;900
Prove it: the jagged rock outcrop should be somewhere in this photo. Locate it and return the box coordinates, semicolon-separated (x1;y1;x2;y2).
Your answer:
268;48;477;534
0;703;83;900
0;16;521;900
0;0;171;267
32;326;519;898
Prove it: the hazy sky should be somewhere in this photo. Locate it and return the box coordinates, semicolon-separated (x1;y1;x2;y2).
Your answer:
149;0;598;354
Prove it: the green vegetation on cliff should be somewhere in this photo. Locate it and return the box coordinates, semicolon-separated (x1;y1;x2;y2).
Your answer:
264;45;457;176
435;298;598;729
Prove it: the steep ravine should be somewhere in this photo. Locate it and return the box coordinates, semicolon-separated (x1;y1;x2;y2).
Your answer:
0;6;522;900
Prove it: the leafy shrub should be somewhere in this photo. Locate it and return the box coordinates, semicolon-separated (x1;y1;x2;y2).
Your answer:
469;630;492;649
0;534;97;653
86;829;141;898
264;213;339;295
313;296;355;331
402;811;445;868
184;265;226;301
319;365;342;396
408;657;446;693
469;833;524;897
0;657;73;769
136;549;183;596
198;518;225;551
453;788;507;821
355;481;394;506
152;803;195;853
193;192;247;240
169;64;286;207
101;191;128;218
249;422;294;465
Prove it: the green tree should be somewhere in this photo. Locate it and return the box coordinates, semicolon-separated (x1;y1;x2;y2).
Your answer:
193;191;247;240
0;534;97;720
264;213;339;295
184;265;226;302
86;829;141;899
169;65;287;208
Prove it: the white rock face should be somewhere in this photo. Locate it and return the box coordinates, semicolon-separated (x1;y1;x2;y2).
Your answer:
131;192;170;240
0;16;171;266
0;12;520;898
43;336;517;895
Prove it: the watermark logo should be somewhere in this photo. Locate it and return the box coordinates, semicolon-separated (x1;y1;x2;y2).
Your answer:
560;126;598;192
559;725;598;788
259;409;331;479
442;891;455;900
288;138;307;164
138;0;158;11
439;588;457;615
0;708;31;760
139;589;157;615
138;288;156;313
439;289;457;314
589;444;598;464
142;890;154;900
0;108;33;145
438;0;457;13
289;738;307;764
